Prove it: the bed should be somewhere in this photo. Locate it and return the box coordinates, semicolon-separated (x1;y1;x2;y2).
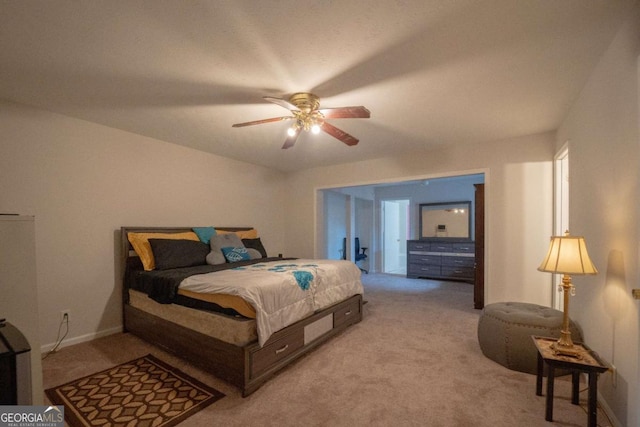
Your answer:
120;226;364;396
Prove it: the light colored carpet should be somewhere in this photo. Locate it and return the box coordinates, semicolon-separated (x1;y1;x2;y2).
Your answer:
43;274;611;426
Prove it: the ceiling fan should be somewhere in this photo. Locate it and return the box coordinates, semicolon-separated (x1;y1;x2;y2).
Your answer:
232;92;370;149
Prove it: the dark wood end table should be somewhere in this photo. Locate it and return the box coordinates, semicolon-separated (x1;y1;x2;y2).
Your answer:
532;336;608;427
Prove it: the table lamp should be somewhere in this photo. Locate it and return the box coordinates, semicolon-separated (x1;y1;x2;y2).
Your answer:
538;231;597;357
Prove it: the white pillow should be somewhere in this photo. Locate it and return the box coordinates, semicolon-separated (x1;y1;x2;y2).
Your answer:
246;248;262;260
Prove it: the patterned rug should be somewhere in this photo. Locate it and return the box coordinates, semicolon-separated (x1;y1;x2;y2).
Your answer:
45;354;224;427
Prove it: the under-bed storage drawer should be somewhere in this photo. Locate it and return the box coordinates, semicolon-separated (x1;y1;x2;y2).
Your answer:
333;298;361;329
250;329;304;377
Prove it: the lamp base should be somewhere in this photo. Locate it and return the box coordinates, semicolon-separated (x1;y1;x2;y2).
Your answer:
551;341;582;359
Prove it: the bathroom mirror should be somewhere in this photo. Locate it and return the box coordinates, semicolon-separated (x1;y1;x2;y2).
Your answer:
419;201;471;239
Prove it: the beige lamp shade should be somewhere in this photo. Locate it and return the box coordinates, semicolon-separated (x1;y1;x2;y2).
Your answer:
538;232;598;275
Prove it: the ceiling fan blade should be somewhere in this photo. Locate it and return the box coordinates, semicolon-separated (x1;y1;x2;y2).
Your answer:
281;131;300;149
232;116;293;127
264;96;299;111
321;122;359;146
318;106;370;119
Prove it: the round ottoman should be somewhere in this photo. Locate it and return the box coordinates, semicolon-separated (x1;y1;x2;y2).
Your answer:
477;302;583;374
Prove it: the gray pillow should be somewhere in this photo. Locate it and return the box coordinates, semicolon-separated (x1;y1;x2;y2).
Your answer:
246;248;262;260
207;233;244;265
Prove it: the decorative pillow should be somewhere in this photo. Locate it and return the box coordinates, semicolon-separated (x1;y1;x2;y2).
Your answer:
242;238;267;258
221;246;251;263
128;231;199;271
207;233;244;265
148;239;209;270
192;226;216;244
216;228;258;239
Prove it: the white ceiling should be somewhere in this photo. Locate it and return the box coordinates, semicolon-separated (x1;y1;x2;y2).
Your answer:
0;1;634;172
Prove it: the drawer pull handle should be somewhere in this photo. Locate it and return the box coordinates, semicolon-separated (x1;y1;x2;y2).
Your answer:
344;310;352;316
275;344;289;354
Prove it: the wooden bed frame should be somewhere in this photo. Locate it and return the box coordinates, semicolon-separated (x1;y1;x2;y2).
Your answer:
120;226;363;396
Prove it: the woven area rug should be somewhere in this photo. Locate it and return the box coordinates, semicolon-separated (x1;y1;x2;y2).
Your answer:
45;354;224;427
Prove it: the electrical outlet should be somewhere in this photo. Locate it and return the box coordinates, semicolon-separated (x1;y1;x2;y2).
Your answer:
60;310;70;324
610;365;617;388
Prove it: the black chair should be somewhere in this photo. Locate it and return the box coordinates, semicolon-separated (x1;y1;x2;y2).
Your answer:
355;237;368;274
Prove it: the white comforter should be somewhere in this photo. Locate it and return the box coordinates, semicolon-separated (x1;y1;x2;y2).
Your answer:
179;259;363;346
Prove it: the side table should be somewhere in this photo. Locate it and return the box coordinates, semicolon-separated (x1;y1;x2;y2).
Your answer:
532;336;608;427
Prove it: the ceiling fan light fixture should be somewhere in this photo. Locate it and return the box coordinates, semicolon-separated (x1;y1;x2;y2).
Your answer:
232;92;370;149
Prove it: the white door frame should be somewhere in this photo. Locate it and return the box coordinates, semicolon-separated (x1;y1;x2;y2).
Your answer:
552;142;570;310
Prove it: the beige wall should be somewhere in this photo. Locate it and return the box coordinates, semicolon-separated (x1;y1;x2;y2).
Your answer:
0;100;287;350
1;9;637;421
284;132;556;305
556;4;640;425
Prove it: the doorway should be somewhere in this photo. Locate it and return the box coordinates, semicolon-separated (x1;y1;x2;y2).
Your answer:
318;172;486;296
382;199;409;274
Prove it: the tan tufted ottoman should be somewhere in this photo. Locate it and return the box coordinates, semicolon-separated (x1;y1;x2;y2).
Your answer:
477;302;583;374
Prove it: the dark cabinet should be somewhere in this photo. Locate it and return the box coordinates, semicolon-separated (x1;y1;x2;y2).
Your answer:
407;239;475;282
0;322;32;404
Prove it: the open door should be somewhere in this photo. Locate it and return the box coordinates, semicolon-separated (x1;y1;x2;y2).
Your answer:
382;199;409;274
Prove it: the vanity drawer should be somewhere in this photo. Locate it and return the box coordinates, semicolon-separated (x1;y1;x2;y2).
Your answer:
251;329;304;377
453;242;475;253
441;266;474;279
409;254;441;265
430;242;453;252
441;256;474;267
407;241;430;251
408;264;441;276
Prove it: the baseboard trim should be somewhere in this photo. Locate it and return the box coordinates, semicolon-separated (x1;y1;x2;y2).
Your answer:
41;325;123;353
598;391;622;427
